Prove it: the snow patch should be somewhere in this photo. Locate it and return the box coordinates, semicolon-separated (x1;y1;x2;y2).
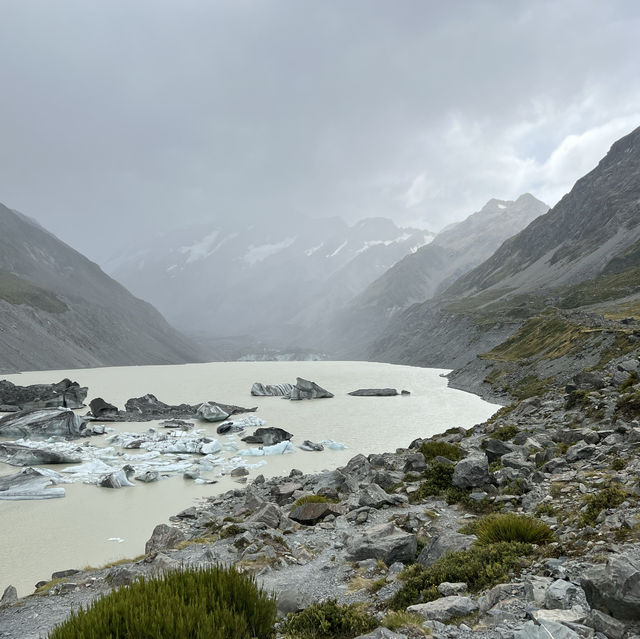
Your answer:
305;242;324;256
497;204;507;209
244;237;296;265
179;230;220;264
327;240;348;258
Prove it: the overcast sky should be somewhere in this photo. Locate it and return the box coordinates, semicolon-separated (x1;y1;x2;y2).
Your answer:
1;0;639;263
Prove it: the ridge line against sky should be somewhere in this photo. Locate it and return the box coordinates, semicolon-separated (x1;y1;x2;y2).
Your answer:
0;0;639;263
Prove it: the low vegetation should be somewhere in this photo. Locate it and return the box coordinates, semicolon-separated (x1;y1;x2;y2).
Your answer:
381;610;430;636
419;441;462;462
472;513;555;545
389;542;533;610
293;494;337;508
49;566;277;639
0;269;68;313
580;484;627;526
281;599;377;639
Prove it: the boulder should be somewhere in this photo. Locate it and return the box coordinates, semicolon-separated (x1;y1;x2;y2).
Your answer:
276;588;314;615
572;371;605;390
545;579;583;610
0;378;87;411
289;378;333;400
407;595;478;621
241;427;293;445
586;609;627;639
417;533;476;568
403;453;427;473
0;441;82;466
515;620;580;639
0;585;17;607
582;554;640;620
483;438;517;463
251;383;294;397
0;408;89;439
123;394;256;422
196;402;230;422
289;501;342;525
452;453;491;489
355;630;408;639
145;524;186;554
565;442;596;463
299;440;324;451
0;467;65;500
346;522;417;564
247;503;283;529
99;465;136;488
89;397;119;419
359;483;404;508
348;388;398;396
438;582;468;596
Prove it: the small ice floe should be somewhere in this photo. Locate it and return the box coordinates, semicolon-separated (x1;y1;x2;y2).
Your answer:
299;440;324;452
0;467;67;500
107;537;124;543
321;440;346;450
239;441;295;456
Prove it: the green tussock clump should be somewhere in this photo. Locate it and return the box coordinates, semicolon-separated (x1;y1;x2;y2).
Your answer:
620;371;639;392
414;462;455;500
489;425;519;441
382;610;430;635
615;390;640;420
420;441;462;462
389;542;533;610
281;599;377;639
473;513;555;545
49;566;277;639
293;494;337;508
581;484;627;526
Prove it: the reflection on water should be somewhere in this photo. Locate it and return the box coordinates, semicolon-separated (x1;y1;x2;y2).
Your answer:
0;361;499;596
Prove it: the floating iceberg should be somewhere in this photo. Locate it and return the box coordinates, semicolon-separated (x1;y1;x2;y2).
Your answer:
239;441;295;456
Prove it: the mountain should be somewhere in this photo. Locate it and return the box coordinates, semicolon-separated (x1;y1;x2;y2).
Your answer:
368;125;640;397
108;216;434;346
0;203;202;372
322;194;548;355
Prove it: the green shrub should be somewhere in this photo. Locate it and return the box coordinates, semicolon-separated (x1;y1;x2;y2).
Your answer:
389;542;533;609
581;484;627;526
292;494;337;508
615;390;640;419
281;600;376;639
49;566;276;639
535;503;556;517
420;441;462;462
414;462;455;500
611;457;628;471
620;371;639;392
220;524;244;539
473;513;554;545
489;425;519;441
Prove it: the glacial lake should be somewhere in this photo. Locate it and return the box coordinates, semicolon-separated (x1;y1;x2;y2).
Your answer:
0;361;500;596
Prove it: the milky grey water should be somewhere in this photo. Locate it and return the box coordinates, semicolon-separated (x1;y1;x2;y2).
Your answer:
0;361;499;596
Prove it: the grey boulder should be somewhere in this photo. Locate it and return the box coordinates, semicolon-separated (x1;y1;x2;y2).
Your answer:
145;524;186;554
89;397;119;419
346;522;417;564
417;533;476;568
359;483;405;508
582;554;640;620
0;408;89;439
452;453;491;489
407;595;478;621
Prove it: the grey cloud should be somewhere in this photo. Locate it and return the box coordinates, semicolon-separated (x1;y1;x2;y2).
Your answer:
0;0;639;261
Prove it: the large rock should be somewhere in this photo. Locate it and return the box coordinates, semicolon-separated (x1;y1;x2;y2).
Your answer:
417;533;476;568
123;394;256;422
289;501;342;525
0;441;82;466
89;397;119;420
241;427;293;445
586;610;628;639
0;408;89;439
348;388;398;396
582;554;640;620
289;378;334;400
0;467;65;500
0;585;17;607
0;378;87;411
145;524;186;554
483;438;517;463
452;453;491;489
196;402;230;422
247;503;283;529
515;620;579;639
359;483;404;508
251;383;294;397
346;522;417;564
355;630;408;639
544;579;583;610
407;595;478;621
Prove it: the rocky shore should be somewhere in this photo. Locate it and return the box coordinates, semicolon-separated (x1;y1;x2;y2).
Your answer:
1;357;640;639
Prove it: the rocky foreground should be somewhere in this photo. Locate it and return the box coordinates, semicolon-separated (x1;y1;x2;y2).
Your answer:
1;357;640;639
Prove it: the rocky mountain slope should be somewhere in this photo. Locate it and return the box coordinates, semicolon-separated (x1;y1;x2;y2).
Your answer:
369;125;640;400
322;195;548;356
108;216;434;347
0;203;201;372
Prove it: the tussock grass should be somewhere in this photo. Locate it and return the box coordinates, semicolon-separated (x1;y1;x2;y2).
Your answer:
293;494;337;508
420;441;462;462
581;484;627;526
49;566;276;639
473;513;554;545
382;610;430;635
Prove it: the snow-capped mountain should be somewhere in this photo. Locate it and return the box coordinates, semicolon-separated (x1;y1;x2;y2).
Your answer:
107;216;434;341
